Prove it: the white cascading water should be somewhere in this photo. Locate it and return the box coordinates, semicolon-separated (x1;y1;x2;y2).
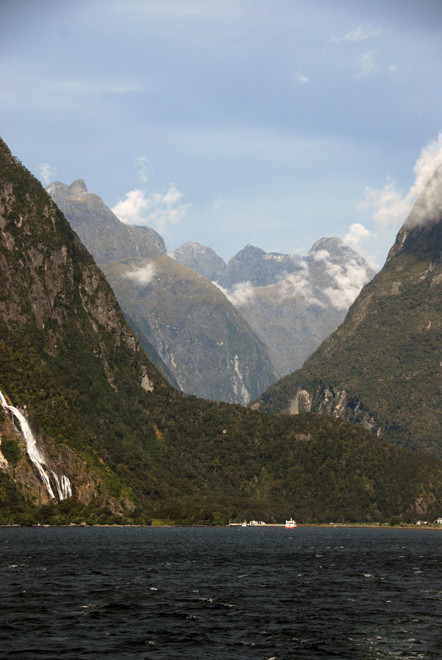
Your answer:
0;389;72;500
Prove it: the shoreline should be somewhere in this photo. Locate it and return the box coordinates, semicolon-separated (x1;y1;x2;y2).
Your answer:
1;522;441;530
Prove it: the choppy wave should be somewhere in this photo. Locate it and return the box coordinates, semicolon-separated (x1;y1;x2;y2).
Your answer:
1;526;441;658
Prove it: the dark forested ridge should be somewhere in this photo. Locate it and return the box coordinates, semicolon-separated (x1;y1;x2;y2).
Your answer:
0;138;441;525
256;167;442;458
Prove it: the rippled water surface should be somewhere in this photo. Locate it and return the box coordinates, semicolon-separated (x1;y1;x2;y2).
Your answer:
1;526;441;658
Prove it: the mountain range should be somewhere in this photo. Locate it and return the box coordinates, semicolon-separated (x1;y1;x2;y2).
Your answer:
49;180;375;402
174;239;375;377
256;166;442;458
48;180;277;404
1;137;440;525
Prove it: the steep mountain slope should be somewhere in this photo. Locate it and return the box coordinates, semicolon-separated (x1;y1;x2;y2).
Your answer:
256;166;442;457
175;239;375;377
48;180;166;262
1;138;441;526
103;255;276;404
48;181;278;404
0;140;168;520
173;241;226;280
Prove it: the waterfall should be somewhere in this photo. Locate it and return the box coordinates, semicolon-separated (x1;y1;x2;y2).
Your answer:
0;390;72;501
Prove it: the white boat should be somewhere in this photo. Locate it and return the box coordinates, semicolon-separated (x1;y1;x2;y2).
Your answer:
285;519;297;528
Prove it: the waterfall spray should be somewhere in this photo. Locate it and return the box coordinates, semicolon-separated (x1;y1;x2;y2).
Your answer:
0;390;72;500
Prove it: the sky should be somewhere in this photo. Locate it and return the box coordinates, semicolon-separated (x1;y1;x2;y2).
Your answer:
1;0;442;269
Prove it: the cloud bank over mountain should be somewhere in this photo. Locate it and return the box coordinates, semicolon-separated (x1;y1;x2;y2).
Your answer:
359;133;442;229
122;262;156;286
112;183;190;234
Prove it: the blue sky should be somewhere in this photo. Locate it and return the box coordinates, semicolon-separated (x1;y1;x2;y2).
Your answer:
1;0;441;268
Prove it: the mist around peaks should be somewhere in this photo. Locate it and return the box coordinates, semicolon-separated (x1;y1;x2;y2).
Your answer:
358;133;442;230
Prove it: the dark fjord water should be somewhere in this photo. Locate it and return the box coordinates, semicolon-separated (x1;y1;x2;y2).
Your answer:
1;526;441;659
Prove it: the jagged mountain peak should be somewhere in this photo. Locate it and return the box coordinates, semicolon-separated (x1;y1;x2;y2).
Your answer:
48;180;166;263
172;241;226;281
69;179;88;195
174;241;216;255
47;179;88;199
232;244;266;260
310;236;343;251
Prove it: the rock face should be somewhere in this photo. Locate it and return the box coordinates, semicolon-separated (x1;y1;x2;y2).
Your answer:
172;242;226;281
0;138;165;515
256;166;442;457
218;244;302;289
103;254;277;404
48;180;166;262
175;239;375;377
0;398;126;513
48;182;278;404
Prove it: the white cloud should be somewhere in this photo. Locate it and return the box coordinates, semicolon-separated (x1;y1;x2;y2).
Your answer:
292;71;309;85
278;271;312;299
135;156;153;185
358;133;442;228
39;162;56;184
358;181;410;226
216;250;373;313
214;280;255;307
331;26;384;43
112;189;148;224
122;262;156;286
112;183;190;234
323;259;370;310
343;223;372;250
343;223;379;270
411;133;442;199
312;249;330;262
356;51;379;79
276;262;323;307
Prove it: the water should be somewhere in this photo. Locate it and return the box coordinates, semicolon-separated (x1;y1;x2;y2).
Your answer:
0;390;72;500
1;526;441;659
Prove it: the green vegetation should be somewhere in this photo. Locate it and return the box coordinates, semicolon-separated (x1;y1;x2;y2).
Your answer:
258;209;442;457
0;473;151;526
1;137;441;526
0;436;21;465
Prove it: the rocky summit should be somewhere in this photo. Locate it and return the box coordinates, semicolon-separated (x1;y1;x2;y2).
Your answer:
172;242;226;281
256;166;442;458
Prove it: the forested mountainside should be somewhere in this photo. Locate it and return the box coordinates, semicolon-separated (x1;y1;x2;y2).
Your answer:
1;138;441;526
48;181;278;404
173;239;375;377
256;166;442;458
